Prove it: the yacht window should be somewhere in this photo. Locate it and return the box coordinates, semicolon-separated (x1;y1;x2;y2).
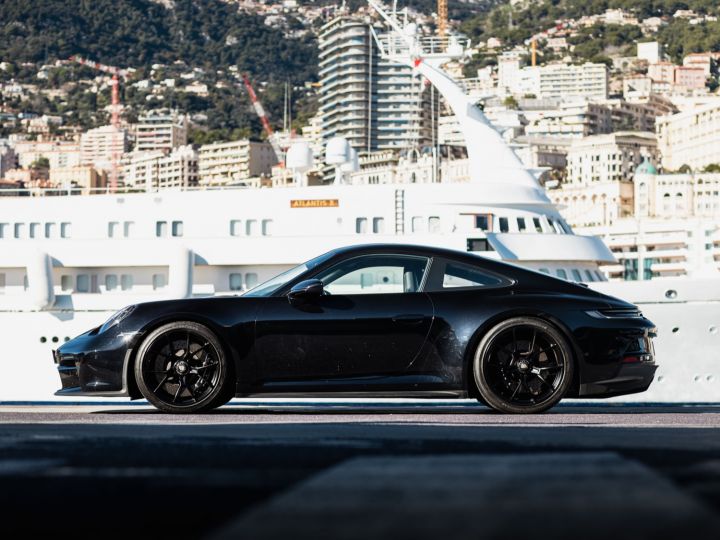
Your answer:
571;269;583;282
45;223;56;238
559;220;572;234
0;223;7;238
152;274;166;290
121;274;133;291
550;218;564;234
539;268;550;274
124;221;134;237
230;220;242;236
23;275;28;290
498;217;509;233
373;217;385;234
108;222;119;238
594;270;604;281
475;215;490;231
0;273;5;293
105;274;118;291
245;273;258;289
61;275;73;292
156;221;167;237
411;216;425;233
76;274;90;293
438;261;508;290
517;217;527;232
61;223;71;238
428;216;441;233
29;222;40;238
14;223;25;239
556;269;568;280
532;218;543;232
172;221;183;237
246;219;258;236
229;273;243;291
356;218;368;234
584;270;596;282
262;219;273;236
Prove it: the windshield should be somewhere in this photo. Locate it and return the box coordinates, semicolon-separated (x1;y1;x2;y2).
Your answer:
243;250;336;297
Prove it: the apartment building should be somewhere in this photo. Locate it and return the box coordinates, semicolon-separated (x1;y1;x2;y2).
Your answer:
80;125;128;171
134;109;188;152
122;145;198;189
656;100;720;171
197;139;275;186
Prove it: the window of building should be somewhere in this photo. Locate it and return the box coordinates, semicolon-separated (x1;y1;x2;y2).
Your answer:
428;216;440;233
61;222;71;238
76;274;90;293
372;217;385;234
156;221;167;237
411;216;425;233
532;217;543;232
517;217;527;232
262;219;273;236
246;219;258;236
124;221;134;237
245;273;258;289
556;269;568;280
571;269;583;282
29;222;40;239
105;274;118;291
498;217;509;233
14;223;25;239
229;273;243;291
108;221;119;238
230;220;242;237
171;221;183;237
121;274;133;291
356;217;368;234
45;223;56;238
152;273;166;290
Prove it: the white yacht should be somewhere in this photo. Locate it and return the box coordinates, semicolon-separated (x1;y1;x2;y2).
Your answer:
0;2;717;402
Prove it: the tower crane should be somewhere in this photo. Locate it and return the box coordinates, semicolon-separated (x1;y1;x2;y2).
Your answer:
437;0;448;39
69;55;132;191
241;74;284;167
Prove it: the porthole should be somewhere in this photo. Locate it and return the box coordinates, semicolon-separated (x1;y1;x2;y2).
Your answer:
40;337;47;343
657;376;664;383
709;325;718;335
693;375;701;382
671;327;679;334
51;336;59;343
64;337;71;342
707;375;714;382
665;289;678;299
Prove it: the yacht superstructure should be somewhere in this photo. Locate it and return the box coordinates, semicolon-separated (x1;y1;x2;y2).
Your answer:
0;2;717;402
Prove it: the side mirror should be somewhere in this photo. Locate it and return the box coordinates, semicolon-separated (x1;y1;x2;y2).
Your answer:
288;279;324;304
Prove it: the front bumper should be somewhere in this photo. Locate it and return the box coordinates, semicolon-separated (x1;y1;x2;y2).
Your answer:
53;328;138;397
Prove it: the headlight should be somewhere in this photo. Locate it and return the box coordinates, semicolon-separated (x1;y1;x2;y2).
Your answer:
99;305;136;333
586;308;643;319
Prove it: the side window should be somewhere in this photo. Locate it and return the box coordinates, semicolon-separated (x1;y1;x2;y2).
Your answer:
316;254;429;295
427;260;511;291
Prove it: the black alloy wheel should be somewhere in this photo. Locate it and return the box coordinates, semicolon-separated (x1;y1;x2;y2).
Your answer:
473;317;573;414
135;321;233;413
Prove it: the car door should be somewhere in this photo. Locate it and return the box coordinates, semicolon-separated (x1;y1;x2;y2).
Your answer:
253;253;434;391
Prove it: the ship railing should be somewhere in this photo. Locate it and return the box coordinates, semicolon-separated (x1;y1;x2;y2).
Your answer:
0;184;269;197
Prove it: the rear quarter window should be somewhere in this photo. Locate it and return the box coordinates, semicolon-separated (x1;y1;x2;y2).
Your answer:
426;259;512;291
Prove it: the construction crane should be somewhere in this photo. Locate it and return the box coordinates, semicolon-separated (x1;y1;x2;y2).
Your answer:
241;74;284;167
69;55;131;191
437;0;448;39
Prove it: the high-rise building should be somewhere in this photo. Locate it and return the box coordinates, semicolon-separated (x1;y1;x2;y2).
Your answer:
134;109;188;152
198;139;275;186
122;145;198;190
656;101;720;171
80;125;128;171
318;15;433;154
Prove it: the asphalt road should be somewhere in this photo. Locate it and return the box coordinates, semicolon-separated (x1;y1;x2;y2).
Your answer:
1;401;719;539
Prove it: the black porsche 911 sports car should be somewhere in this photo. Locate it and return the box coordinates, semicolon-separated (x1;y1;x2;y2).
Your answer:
53;244;657;414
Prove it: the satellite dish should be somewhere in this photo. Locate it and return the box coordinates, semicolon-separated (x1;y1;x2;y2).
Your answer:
340;147;359;173
326;137;351;165
286;141;313;173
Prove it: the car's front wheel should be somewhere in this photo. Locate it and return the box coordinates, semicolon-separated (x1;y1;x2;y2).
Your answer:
473;317;574;414
134;321;233;413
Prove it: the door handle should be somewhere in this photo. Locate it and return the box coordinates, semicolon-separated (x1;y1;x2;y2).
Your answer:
392;314;425;324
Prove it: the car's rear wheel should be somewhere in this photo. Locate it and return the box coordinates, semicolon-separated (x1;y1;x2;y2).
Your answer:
134;321;233;413
473;317;573;414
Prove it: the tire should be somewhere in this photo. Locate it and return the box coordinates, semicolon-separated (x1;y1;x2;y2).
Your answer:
134;321;234;413
473;317;574;414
